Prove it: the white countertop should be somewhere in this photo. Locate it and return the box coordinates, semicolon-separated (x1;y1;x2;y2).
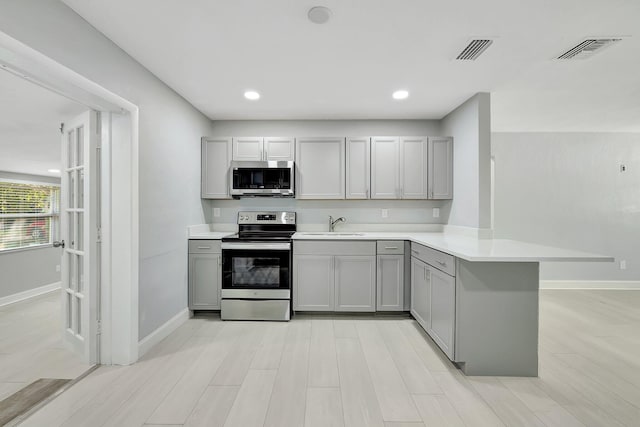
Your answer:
189;231;234;240
292;232;613;263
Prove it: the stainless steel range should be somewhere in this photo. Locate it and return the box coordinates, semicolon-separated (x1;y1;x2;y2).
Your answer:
221;211;296;321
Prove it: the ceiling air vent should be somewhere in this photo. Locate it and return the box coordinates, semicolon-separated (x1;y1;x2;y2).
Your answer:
556;38;622;60
456;39;493;61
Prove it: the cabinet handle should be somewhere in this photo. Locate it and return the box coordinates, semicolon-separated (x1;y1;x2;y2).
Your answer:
384;246;398;250
424;267;427;280
411;249;419;255
437;260;447;267
197;246;212;249
366;189;369;198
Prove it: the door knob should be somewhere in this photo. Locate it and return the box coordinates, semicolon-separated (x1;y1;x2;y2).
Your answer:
53;240;65;248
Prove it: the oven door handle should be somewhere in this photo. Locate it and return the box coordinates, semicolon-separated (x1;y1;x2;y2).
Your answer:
221;242;291;251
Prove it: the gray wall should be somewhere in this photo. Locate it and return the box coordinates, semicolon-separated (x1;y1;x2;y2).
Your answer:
441;93;492;229
0;0;213;339
0;172;61;299
0;246;60;299
207;120;448;226
492;132;639;281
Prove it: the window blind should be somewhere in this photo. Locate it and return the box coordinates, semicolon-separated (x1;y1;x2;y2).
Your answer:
0;182;60;251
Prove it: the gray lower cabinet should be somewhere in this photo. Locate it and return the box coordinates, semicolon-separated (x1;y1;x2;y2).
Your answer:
188;240;221;310
293;255;334;311
376;240;405;311
335;256;376;312
293;241;376;312
410;243;456;360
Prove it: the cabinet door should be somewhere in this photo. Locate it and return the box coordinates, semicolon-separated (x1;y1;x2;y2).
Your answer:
201;137;232;199
428;137;453;199
293;255;334;311
189;253;221;310
428;267;456;359
401;137;428;199
264;137;295;161
232;136;264;161
410;257;430;331
296;137;345;199
377;255;404;311
371;137;400;199
346;137;370;199
335;256;376;312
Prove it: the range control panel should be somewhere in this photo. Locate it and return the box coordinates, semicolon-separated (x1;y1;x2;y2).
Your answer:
237;211;296;225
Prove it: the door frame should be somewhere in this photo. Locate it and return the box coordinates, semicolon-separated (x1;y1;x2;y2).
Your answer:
0;31;140;365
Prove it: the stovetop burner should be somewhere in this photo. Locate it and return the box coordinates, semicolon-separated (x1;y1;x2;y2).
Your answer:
222;211;297;242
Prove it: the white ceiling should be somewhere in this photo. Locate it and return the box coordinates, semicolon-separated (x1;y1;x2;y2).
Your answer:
0;69;86;177
61;0;640;131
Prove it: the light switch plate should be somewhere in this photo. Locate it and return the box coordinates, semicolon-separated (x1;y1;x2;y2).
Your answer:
620;260;627;270
381;209;388;218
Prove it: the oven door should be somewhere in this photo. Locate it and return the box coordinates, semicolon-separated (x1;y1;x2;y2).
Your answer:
221;242;291;299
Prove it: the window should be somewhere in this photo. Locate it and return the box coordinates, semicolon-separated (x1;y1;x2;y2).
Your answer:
0;181;60;251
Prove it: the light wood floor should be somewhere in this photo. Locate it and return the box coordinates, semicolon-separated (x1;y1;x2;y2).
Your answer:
0;292;92;402
15;290;640;427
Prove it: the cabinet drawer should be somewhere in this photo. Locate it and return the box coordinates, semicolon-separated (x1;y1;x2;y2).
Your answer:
410;243;455;276
294;240;376;256
188;240;221;254
376;240;405;255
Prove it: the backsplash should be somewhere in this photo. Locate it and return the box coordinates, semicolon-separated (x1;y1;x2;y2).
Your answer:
204;199;451;228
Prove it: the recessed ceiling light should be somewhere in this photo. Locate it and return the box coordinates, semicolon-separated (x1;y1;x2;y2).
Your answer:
244;91;260;100
308;6;332;24
392;90;409;100
47;169;60;174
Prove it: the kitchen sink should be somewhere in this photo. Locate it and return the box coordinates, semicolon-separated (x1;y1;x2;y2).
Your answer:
298;232;365;236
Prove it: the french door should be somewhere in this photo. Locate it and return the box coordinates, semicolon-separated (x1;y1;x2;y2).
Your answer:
60;110;100;364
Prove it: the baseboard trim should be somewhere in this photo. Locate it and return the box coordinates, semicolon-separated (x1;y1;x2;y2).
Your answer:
138;308;190;358
0;282;61;307
540;280;640;290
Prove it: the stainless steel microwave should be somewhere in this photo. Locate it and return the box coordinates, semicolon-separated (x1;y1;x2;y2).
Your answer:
230;161;295;197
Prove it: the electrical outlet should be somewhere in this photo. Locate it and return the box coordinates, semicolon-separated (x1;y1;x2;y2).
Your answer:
381;209;388;218
433;207;440;218
620;260;627;270
213;208;221;217
55;265;61;272
620;164;626;172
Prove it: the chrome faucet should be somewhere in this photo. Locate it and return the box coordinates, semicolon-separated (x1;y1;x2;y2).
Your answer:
329;215;346;232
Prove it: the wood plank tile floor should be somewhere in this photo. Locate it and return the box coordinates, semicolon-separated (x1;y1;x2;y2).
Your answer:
0;292;92;403
15;290;640;427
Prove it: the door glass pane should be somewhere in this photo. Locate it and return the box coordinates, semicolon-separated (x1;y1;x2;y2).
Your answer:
69;253;76;290
76;126;84;167
78;168;84;209
77;255;84;293
76;212;83;252
68;212;75;250
76;297;82;336
232;257;280;287
66;293;73;329
68;171;75;209
68;129;75;168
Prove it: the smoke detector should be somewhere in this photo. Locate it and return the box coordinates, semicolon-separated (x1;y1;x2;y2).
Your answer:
556;38;623;60
308;6;332;24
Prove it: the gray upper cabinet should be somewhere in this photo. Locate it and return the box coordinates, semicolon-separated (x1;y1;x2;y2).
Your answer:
201;137;232;199
371;136;428;199
371;137;400;199
232;136;264;161
401;137;428;199
296;137;345;199
345;137;370;199
232;136;295;161
264;137;295;161
428;137;453;199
